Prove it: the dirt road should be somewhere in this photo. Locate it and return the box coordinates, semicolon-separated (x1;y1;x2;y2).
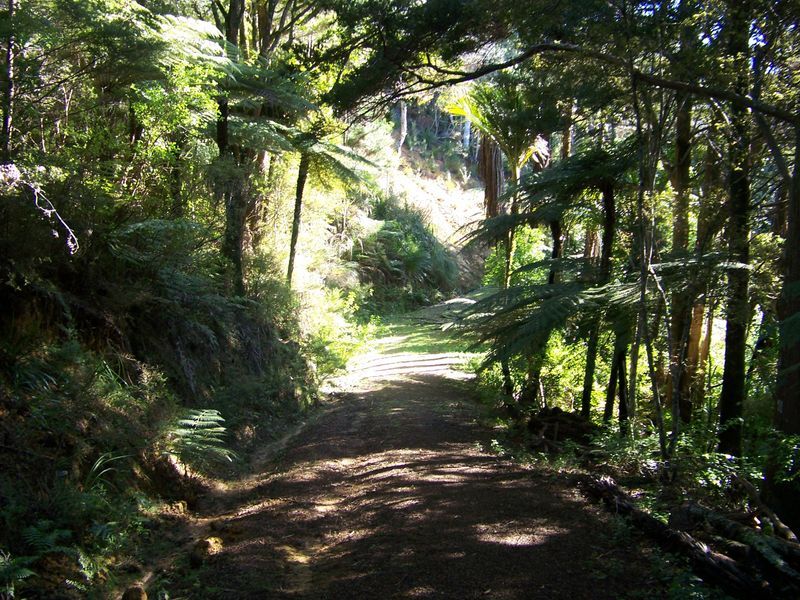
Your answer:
174;332;669;599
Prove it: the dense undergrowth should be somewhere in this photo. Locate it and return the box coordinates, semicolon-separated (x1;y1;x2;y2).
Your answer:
353;196;459;316
0;207;314;596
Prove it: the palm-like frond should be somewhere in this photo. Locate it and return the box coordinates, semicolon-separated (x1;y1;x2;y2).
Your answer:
164;409;236;470
463;280;642;366
448;72;561;170
461;195;592;249
228;116;297;153
518;137;638;209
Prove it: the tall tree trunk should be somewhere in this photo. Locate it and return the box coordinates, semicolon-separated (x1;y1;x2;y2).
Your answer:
286;152;309;286
223;184;247;296
685;142;724;410
776;129;800;431
581;182;616;418
604;346;619;423
549;114;572;286
519;220;560;408
216;0;245;155
477;133;509;397
548;220;563;285
521;126;568;408
617;348;629;435
767;125;800;530
668;91;693;424
776;127;800;435
772;182;788;237
695;298;717;411
718;1;752;457
1;0;15;163
500;163;521;401
216;0;247;294
478;136;503;220
744;309;775;394
581;327;600;418
246;152;275;250
170;155;183;219
582;227;600;282
503;164;521;289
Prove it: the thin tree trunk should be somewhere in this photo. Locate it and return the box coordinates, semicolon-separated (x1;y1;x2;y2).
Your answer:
1;0;15;163
521;126;567;408
685;302;704;389
222;178;248;296
548;220;563;285
550;106;571;286
581;227;599;283
247;153;275;250
769;124;800;531
397;100;408;158
500;163;521;401
581;327;600;418
604;350;618;423
604;333;624;423
628;69;655;432
286;152;309;286
503;164;521;289
744;309;774;395
776;125;800;434
170;154;183;219
215;0;247;294
618;349;629;435
695;298;717;411
772;181;788;237
581;181;616;418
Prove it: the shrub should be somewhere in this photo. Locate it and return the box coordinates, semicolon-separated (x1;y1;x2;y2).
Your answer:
354;195;458;314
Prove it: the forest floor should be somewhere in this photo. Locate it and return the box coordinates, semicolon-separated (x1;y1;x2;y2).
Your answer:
152;307;681;599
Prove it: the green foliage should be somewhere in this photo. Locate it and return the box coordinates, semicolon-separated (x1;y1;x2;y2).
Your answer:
84;453;131;495
21;522;73;557
759;433;800;484
450;71;561;171
354;195;458;314
482;226;550;288
0;550;35;599
301;288;377;377
162;409;236;473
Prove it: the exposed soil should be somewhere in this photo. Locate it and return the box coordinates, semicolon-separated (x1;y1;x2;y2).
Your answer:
163;333;673;599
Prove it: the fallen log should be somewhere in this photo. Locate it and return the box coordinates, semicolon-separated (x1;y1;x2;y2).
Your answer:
582;476;771;598
672;502;800;590
733;474;799;543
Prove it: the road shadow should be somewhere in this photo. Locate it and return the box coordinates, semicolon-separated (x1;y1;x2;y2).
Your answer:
185;374;663;599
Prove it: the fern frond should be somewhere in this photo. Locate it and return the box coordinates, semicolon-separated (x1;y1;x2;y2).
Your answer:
164;409;237;470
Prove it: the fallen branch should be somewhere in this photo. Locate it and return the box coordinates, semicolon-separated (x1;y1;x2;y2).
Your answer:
582;475;771;598
673;502;800;589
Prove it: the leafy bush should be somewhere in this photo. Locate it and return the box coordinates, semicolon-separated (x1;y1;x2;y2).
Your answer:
354;195;458;314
